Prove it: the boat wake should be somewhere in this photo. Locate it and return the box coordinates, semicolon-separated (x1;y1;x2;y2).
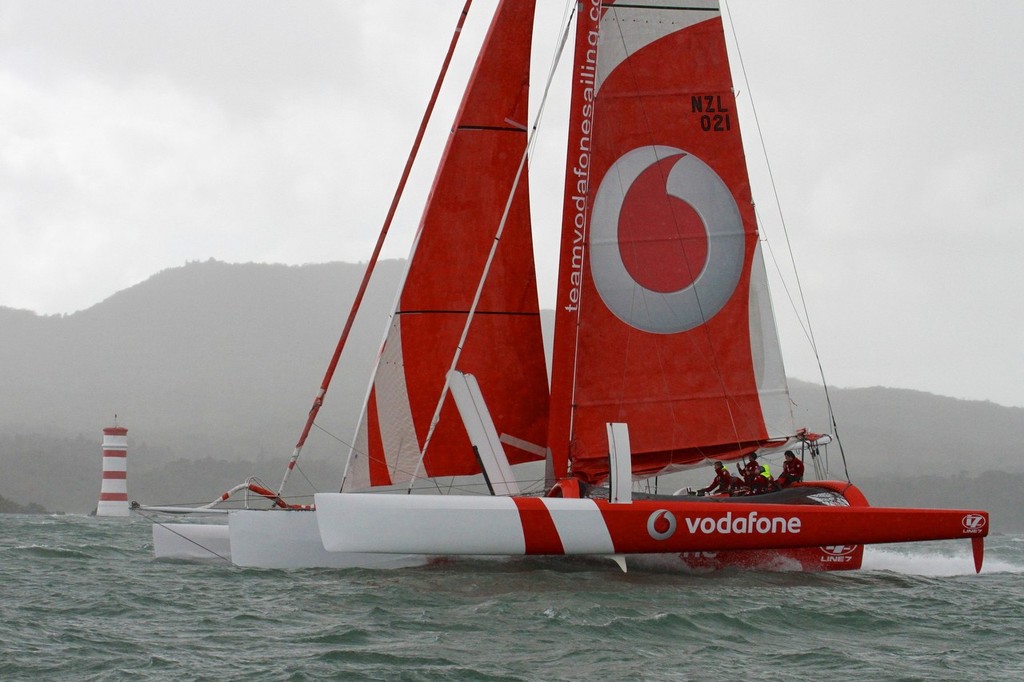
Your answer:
863;542;1024;576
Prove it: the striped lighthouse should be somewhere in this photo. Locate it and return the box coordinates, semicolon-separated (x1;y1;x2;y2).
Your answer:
96;423;130;517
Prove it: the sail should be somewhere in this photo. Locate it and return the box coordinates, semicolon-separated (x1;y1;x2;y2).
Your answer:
548;0;794;484
344;0;548;490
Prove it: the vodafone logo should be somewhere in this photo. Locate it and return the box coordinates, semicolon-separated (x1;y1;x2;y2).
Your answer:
647;509;677;541
589;145;745;334
962;514;987;533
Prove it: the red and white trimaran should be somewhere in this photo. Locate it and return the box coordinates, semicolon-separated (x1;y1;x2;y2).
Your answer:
148;0;988;572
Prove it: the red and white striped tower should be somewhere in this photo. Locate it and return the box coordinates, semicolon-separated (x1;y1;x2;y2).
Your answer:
96;423;130;517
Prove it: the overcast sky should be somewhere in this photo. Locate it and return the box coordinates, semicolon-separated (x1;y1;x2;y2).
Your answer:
2;1;1022;409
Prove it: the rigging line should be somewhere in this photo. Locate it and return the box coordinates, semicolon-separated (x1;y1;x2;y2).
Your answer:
756;208;814;349
292;461;318;494
331;416;447;493
277;0;476;498
135;509;234;566
312;420;348;445
722;0;849;479
527;0;576;159
333;418;453;492
406;4;577;492
753;210;817;439
337;421;549;494
307;420;364;493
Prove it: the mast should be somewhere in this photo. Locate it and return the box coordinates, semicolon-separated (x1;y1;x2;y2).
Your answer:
547;0;603;482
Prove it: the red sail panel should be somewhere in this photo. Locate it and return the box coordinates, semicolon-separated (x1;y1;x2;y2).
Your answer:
553;3;777;484
353;0;547;487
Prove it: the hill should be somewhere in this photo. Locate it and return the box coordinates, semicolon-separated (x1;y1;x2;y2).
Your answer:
1;259;1021;527
788;381;1024;478
0;259;402;464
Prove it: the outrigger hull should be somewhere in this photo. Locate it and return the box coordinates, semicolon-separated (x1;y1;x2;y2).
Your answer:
314;482;987;572
151;511;430;569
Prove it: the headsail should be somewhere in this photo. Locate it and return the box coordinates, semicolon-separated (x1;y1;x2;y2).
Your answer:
549;0;794;484
344;0;548;490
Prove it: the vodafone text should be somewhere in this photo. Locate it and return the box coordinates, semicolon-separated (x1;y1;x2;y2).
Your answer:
684;511;801;535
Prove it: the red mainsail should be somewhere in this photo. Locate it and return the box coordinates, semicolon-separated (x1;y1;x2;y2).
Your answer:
549;1;793;484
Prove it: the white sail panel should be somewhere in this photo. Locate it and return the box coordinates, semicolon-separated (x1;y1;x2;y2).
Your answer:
748;242;795;438
595;1;720;94
343;316;423;491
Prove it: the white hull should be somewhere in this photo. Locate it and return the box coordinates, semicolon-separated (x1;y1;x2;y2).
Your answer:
315;493;616;555
151;510;429;569
153;522;232;562
229;509;428;569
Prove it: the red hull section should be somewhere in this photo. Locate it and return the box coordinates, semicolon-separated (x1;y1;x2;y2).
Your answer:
678;544;865;572
588;503;986;556
535;481;986;571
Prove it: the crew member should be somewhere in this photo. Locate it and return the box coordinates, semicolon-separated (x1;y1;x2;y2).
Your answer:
699;461;732;496
744;453;772;493
733;458;756;494
776;450;805;489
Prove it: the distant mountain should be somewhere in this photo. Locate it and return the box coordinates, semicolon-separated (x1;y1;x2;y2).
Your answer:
1;259;1021;519
0;259;403;464
787;380;1024;478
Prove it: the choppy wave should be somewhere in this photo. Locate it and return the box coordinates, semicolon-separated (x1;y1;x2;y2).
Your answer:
1;514;1022;681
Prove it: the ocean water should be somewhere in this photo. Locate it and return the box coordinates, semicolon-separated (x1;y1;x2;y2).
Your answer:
2;514;1022;681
